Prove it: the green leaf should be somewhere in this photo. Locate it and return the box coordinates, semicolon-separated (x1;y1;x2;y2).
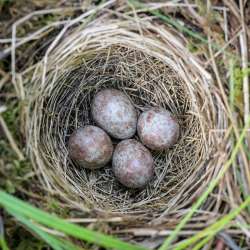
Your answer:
0;191;147;250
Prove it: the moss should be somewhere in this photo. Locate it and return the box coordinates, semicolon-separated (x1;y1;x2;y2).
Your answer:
1;100;21;139
45;198;71;217
186;37;207;55
231;66;250;114
187;42;198;53
0;153;33;192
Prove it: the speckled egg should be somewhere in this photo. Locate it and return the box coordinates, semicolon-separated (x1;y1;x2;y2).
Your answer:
68;125;113;169
112;139;154;189
91;89;137;139
137;107;180;150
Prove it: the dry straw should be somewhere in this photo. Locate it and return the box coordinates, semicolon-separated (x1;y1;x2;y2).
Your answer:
17;2;228;229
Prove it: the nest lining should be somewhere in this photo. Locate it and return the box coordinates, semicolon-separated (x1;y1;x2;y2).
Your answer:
22;18;225;222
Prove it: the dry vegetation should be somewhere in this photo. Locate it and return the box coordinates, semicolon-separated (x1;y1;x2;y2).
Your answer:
0;0;250;249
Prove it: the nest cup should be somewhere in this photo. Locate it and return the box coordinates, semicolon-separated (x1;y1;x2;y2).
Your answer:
23;15;226;225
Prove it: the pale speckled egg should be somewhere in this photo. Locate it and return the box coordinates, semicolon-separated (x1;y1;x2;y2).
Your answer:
137;107;180;150
91;89;137;139
112;139;154;189
68;125;113;169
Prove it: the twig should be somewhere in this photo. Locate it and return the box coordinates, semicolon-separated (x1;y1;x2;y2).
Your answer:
0;21;68;61
208;35;250;194
223;0;250;38
218;232;241;250
0;75;10;92
127;2;229;12
204;28;242;67
0;113;24;161
0;216;3;236
223;8;229;42
184;0;206;27
239;0;250;131
67;217;123;223
11;8;78;84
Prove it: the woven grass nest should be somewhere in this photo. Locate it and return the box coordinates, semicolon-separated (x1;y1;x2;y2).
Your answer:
21;6;227;228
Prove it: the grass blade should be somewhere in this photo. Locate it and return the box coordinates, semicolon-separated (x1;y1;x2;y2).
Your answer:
174;197;250;250
158;116;250;250
128;0;208;44
0;191;147;250
192;236;211;250
128;0;240;61
7;208;84;250
0;237;10;250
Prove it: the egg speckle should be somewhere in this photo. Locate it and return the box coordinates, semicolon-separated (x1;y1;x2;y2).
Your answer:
91;89;137;139
112;139;154;189
68;125;113;169
137;107;180;150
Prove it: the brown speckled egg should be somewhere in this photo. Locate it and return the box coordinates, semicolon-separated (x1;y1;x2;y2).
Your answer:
91;89;137;139
137;107;180;150
112;139;154;189
68;125;113;169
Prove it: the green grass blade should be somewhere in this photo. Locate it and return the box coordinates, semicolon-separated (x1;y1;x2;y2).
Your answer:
0;191;147;250
174;197;250;250
192;236;211;250
7;208;84;250
158;116;250;250
0;237;10;250
8;209;64;250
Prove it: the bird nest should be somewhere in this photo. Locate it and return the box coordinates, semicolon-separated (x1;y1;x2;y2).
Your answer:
20;9;227;226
